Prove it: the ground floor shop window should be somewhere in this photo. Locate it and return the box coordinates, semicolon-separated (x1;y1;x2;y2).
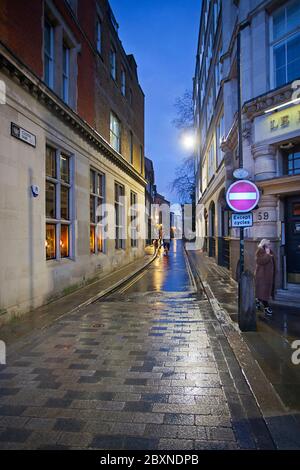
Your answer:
130;191;138;248
45;145;73;261
115;182;125;250
90;169;105;254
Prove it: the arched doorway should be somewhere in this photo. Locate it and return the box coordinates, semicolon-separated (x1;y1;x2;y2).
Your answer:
208;201;216;258
204;208;208;253
218;190;230;268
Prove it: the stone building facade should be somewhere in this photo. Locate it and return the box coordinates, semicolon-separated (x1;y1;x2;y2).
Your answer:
0;0;146;322
194;0;300;301
144;157;156;245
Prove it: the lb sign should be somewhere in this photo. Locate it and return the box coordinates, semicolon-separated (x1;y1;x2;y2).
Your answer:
226;180;260;213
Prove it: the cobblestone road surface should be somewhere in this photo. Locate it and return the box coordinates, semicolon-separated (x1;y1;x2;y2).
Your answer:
0;241;274;449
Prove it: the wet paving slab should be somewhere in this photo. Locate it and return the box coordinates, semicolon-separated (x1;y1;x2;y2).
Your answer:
188;249;300;419
0;241;274;449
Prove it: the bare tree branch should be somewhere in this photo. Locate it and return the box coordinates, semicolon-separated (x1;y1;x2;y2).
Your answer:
169;155;195;204
170;90;195;203
172;89;194;130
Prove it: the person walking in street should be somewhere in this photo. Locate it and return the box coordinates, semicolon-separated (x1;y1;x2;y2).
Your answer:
255;239;276;317
163;238;171;255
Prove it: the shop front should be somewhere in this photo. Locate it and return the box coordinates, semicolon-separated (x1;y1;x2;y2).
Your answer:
247;98;300;300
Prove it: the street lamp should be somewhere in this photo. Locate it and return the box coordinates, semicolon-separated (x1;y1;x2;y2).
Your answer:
181;131;196;151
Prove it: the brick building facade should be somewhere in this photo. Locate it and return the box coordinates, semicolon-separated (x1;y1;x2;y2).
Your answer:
0;0;146;322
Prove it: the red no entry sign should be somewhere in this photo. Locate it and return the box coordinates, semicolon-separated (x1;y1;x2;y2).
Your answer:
226;180;260;213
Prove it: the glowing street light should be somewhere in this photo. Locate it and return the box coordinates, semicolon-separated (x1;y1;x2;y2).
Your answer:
181;131;196;151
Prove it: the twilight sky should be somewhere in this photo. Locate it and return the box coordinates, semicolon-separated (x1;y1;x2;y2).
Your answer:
109;0;201;203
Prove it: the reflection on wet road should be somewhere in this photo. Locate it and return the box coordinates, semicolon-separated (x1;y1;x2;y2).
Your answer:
246;307;300;411
116;240;193;295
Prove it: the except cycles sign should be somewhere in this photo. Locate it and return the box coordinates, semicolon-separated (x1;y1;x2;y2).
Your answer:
226;180;260;213
231;213;253;228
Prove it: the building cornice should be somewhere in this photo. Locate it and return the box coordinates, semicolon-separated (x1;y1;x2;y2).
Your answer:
221;115;238;152
0;42;147;187
242;82;295;120
257;174;300;196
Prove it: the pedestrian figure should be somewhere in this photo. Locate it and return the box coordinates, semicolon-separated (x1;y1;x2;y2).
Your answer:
163;238;170;255
255;239;276;316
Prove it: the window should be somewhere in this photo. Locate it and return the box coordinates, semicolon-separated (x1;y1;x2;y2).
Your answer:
110;47;116;80
271;0;300;87
216;114;225;166
44;19;54;89
213;0;221;32
66;0;77;13
130;191;138;248
90;169;105;254
129;88;133;105
286;150;300;175
45;145;72;260
62;44;70;104
130;131;134;164
207;85;214;127
115;183;125;249
121;68;126;96
202;156;208;192
208;142;215;181
96;18;102;54
215;45;222;96
110;113;121;152
140;145;143;173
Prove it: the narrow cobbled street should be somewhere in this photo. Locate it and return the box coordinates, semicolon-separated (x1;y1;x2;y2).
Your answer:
0;241;275;450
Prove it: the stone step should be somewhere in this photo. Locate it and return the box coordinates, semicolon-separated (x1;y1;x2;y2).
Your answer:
274;288;300;306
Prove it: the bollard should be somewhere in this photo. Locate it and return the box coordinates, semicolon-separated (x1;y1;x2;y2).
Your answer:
238;270;257;332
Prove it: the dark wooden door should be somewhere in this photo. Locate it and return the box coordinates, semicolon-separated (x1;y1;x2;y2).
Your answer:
285;196;300;283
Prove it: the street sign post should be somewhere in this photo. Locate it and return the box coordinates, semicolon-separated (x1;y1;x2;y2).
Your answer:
226;180;260;274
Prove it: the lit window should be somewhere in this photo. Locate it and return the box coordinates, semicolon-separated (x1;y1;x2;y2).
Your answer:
110;47;116;80
115;183;125;250
96;18;102;54
271;0;300;87
44;19;55;89
45;146;72;260
130;191;138;248
110;113;121;152
90;169;105;254
62;44;70;104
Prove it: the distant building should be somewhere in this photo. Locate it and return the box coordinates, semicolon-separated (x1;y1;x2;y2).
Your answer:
144;157;156;244
194;0;300;301
0;0;146;322
154;193;171;240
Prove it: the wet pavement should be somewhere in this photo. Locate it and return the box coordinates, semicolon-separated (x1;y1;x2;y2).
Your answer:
187;249;300;416
0;240;274;449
